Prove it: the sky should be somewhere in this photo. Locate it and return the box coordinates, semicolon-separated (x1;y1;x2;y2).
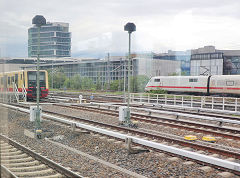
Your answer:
1;0;240;58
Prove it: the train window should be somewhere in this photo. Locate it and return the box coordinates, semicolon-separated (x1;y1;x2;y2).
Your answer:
40;72;45;81
21;74;22;80
28;72;36;80
226;81;234;86
11;76;14;83
189;78;198;82
154;79;160;82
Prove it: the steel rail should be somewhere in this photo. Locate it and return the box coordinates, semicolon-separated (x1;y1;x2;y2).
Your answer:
1;165;17;178
0;134;82;178
46;105;240;158
1;103;240;175
93;102;240;125
128;102;240;121
55;104;240;140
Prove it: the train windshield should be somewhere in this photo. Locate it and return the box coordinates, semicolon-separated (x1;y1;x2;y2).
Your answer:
28;71;46;87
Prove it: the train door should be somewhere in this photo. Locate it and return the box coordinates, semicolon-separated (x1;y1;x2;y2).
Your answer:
15;73;18;89
11;75;15;91
23;71;27;88
7;76;11;91
45;71;49;90
154;78;161;86
19;71;23;90
4;75;7;91
0;76;2;91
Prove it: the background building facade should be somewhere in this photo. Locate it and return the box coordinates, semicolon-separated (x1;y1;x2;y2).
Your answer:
190;46;240;76
28;22;71;58
23;56;180;85
153;50;191;75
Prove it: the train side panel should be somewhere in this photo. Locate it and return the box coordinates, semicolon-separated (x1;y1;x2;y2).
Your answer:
0;73;3;91
145;76;208;94
209;75;240;95
0;70;48;99
41;70;49;98
17;71;24;91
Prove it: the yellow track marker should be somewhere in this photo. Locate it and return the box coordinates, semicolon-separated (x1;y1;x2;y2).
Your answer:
184;135;197;141
202;136;216;142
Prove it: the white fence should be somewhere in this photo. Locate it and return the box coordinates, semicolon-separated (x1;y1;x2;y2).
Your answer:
0;85;27;103
130;93;240;113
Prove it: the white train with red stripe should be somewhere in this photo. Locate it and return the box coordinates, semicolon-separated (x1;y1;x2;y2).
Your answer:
145;75;240;96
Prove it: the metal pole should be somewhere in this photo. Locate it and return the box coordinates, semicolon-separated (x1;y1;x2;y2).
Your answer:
123;59;126;102
118;63;121;91
127;32;131;123
107;53;110;90
36;26;41;133
32;15;46;139
52;60;53;89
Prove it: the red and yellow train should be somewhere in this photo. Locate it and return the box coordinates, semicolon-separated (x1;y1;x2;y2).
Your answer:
0;70;49;99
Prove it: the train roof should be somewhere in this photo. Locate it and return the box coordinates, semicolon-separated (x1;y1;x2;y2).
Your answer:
0;70;47;75
151;75;208;79
151;75;240;79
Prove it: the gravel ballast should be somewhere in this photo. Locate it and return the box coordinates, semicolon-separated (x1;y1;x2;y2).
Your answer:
1;105;239;177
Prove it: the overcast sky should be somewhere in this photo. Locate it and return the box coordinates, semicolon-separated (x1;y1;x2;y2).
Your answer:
1;0;240;58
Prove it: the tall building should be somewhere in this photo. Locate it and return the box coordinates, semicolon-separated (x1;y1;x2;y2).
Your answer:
28;22;71;58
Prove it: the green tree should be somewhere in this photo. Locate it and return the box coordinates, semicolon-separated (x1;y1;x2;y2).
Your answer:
96;74;102;90
130;75;149;92
71;75;82;89
110;80;120;91
81;77;95;90
48;68;67;89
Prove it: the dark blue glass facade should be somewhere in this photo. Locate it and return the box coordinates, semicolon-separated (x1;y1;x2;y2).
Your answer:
28;22;71;58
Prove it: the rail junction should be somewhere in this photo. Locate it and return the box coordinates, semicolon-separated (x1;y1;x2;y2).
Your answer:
1;91;240;177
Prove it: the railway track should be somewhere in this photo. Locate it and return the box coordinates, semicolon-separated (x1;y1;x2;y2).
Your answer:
0;134;81;178
54;104;240;141
8;103;240;157
129;103;240;122
2;103;240;175
15;104;240;159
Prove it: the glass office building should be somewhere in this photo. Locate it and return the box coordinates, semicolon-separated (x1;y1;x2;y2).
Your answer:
28;22;71;58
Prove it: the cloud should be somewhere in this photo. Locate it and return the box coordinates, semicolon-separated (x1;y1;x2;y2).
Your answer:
1;0;240;57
